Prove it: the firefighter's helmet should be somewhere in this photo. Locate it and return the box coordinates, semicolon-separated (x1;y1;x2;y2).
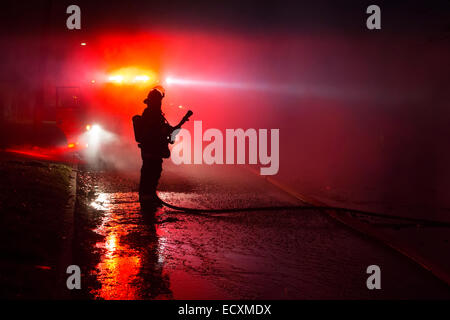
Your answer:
143;85;165;104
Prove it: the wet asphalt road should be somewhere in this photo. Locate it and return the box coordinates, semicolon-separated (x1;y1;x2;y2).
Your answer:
75;162;450;299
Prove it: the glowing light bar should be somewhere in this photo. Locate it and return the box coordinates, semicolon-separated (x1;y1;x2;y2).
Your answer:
134;75;150;82
106;67;157;85
108;75;124;83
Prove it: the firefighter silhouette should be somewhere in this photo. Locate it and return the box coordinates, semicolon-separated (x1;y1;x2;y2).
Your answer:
133;86;168;208
133;86;192;210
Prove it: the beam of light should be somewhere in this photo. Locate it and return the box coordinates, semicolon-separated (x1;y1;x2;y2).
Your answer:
164;76;424;103
164;76;341;98
85;124;103;150
165;76;294;92
78;124;117;163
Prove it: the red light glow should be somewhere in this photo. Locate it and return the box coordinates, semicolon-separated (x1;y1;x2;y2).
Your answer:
5;148;51;159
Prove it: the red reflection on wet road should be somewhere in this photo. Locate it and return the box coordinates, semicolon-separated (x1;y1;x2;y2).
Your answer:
91;192;139;299
85;185;229;300
4;147;81;163
5;148;51;159
89;191;170;299
79;167;450;300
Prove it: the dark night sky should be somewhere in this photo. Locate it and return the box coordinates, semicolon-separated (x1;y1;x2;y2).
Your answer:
1;0;449;36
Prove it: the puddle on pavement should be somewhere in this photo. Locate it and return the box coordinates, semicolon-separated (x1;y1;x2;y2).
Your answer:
77;169;450;300
88;190;169;299
88;189;228;300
